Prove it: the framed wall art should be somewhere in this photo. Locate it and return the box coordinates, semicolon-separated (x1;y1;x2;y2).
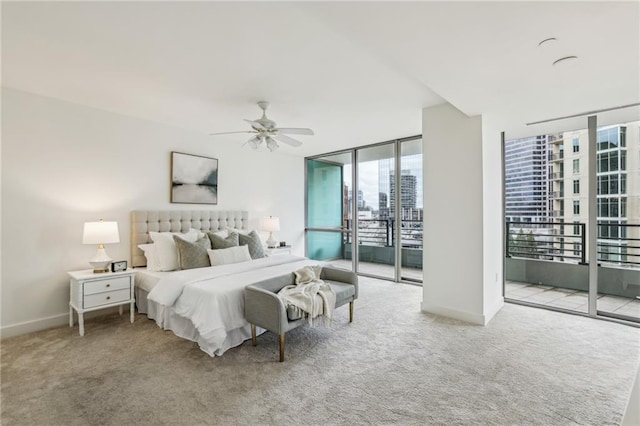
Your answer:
171;151;218;204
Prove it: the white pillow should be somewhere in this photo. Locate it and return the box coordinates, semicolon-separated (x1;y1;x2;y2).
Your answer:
138;244;160;271
207;245;252;266
191;228;207;239
226;226;248;235
209;229;229;238
149;230;199;271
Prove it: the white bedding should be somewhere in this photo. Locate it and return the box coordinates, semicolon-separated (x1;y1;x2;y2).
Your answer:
135;269;170;293
141;255;322;356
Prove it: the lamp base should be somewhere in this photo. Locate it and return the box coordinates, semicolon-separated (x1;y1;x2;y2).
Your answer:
89;247;112;274
266;232;278;249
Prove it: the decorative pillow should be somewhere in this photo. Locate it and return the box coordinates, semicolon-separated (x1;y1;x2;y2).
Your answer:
138;244;160;271
207;245;252;266
294;265;323;285
174;235;212;270
149;230;200;271
239;230;266;259
208;231;239;250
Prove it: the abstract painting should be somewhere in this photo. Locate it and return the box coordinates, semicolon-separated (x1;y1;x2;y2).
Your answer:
171;152;218;204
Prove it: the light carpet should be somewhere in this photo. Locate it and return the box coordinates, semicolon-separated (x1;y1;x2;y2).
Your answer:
2;276;639;425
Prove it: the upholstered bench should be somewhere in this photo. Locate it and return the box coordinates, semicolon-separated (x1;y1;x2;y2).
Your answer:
244;266;358;362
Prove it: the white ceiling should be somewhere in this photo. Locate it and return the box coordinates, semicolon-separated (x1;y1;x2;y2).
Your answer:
3;2;639;157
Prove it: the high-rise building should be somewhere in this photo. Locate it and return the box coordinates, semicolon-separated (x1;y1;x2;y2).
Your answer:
551;122;640;264
390;171;417;215
378;192;389;219
504;135;552;223
348;189;366;210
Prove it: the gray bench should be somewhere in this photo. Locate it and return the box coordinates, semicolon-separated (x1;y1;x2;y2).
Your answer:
244;266;358;362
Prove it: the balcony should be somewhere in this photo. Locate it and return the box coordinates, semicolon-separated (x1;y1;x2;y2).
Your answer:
550;153;564;162
308;219;423;282
549;135;564;144
506;221;640;321
341;219;423;270
551;172;565;180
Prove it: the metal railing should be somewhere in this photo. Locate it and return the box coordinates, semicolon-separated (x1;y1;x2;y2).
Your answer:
506;221;640;268
550;152;564;161
344;219;423;249
597;223;640;266
506;221;586;264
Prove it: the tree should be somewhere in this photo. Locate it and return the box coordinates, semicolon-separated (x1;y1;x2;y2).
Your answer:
512;229;539;259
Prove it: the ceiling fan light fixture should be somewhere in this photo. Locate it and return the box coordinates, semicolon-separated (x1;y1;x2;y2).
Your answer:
247;135;261;149
209;101;313;152
266;137;279;152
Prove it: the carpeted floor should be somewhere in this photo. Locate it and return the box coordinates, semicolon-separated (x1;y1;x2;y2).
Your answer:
2;277;639;425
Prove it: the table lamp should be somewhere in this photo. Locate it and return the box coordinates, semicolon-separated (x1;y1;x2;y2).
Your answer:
262;216;280;248
83;220;120;273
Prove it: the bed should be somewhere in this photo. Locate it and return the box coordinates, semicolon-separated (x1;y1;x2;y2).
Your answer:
131;210;320;356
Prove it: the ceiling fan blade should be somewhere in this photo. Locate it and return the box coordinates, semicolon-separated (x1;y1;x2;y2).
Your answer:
209;131;256;136
243;119;267;131
274;134;303;147
277;127;314;136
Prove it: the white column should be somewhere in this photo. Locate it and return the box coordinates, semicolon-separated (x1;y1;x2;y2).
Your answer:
421;103;503;325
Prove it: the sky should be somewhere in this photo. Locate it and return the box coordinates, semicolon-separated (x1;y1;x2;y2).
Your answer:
344;155;423;210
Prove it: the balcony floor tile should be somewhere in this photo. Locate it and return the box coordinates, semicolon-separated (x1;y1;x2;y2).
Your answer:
506;280;639;321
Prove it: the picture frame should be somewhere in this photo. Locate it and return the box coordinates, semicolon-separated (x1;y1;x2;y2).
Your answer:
171;151;218;204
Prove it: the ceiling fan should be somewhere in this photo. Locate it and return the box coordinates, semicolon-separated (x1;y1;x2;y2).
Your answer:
209;101;314;152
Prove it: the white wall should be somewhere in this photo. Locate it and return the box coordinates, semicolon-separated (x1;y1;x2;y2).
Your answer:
1;88;305;337
422;103;502;325
481;116;505;320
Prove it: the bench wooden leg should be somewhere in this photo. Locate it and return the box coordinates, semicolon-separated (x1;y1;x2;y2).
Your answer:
350;301;354;323
279;334;285;362
251;324;256;346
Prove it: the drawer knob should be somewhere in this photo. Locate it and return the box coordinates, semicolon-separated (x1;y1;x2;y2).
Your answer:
106;283;110;288
106;296;111;300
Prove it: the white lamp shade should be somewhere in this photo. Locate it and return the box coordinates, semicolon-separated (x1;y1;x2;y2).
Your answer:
82;221;120;245
262;217;280;232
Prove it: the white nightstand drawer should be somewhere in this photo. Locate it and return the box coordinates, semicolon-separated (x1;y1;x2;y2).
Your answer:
84;289;130;309
84;276;130;295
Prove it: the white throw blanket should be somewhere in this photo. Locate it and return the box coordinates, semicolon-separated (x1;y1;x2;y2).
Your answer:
277;265;336;325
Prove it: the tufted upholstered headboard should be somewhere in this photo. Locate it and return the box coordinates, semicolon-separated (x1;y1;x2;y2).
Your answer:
131;210;249;267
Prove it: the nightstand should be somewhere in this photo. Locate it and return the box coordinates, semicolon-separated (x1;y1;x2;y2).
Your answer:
68;269;135;336
265;245;292;256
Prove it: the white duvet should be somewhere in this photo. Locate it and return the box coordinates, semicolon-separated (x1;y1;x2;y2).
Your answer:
147;255;321;356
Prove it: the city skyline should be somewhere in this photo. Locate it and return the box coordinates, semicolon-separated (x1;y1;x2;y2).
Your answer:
343;154;423;212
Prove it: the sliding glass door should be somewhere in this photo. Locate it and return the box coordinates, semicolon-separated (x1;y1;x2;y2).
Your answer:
356;143;396;279
306;152;353;269
400;138;424;282
305;136;423;284
504;111;640;323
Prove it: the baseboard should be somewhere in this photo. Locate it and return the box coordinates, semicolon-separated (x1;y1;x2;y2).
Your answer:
421;302;486;325
0;313;69;339
1;306;131;340
622;364;640;425
484;297;505;325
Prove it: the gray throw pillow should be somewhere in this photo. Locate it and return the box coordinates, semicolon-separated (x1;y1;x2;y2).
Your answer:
239;230;265;259
208;231;239;250
174;235;212;270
